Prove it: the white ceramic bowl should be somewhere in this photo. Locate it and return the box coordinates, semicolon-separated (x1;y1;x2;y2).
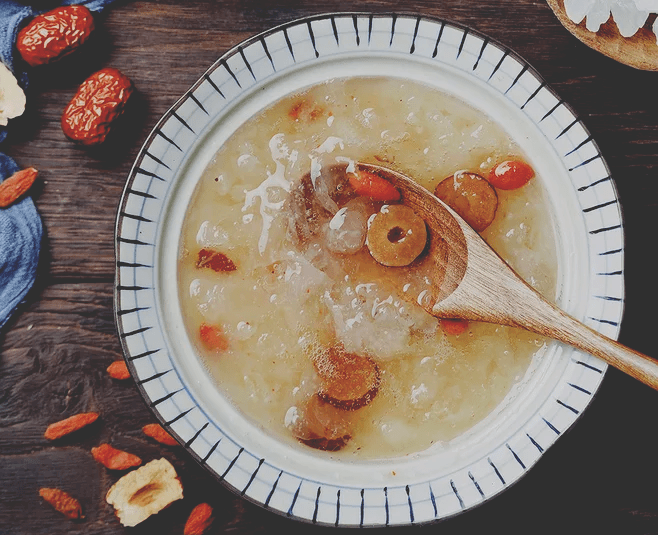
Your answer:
114;13;624;527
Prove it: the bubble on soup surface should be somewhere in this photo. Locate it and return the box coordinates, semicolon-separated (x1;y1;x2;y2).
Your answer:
235;321;255;340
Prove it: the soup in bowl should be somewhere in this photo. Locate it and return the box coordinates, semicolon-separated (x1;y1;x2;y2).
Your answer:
177;76;558;459
115;14;622;526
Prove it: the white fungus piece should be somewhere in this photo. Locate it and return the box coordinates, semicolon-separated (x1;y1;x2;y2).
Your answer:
324;198;369;255
564;0;657;38
0;62;26;127
106;458;183;527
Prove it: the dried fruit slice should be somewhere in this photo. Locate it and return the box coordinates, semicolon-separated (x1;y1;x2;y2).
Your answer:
313;345;381;411
0;63;26;127
292;394;353;451
434;171;498;232
106;458;183;527
366;204;428;267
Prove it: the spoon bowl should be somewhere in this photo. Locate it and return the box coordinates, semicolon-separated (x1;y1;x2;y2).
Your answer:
359;162;658;391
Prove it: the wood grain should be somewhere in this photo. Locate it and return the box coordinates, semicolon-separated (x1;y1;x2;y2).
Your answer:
2;1;658;534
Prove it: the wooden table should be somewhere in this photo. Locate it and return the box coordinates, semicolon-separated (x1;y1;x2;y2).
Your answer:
2;1;658;533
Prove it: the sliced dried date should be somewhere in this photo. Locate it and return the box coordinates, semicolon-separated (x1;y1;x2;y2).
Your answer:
292;394;353;451
314;345;381;411
434;171;498;232
366;204;428;267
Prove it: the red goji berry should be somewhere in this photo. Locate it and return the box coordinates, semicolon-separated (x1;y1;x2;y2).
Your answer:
142;423;178;446
184;503;214;535
44;412;99;440
196;248;237;272
91;443;142;470
107;360;130;380
0;167;38;208
39;488;84;519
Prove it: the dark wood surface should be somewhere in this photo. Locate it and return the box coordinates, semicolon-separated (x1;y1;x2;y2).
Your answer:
2;1;658;533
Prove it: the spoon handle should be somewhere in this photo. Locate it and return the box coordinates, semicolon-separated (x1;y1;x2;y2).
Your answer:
535;300;658;389
436;244;658;390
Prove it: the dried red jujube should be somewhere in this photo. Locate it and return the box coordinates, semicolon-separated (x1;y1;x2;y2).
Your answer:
61;68;133;145
17;5;95;67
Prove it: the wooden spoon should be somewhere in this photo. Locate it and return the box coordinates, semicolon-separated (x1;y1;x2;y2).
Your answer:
357;162;658;391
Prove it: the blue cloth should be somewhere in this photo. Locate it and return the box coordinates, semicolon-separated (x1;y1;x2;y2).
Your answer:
1;1;120;326
0;153;42;329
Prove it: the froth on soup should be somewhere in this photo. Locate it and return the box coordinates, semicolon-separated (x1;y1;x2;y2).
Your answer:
178;77;557;458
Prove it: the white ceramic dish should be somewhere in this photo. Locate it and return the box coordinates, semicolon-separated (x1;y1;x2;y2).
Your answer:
114;13;624;527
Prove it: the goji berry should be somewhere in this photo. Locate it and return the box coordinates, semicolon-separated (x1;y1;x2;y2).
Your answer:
348;169;400;201
91;443;142;470
441;318;469;336
199;323;229;353
142;423;178;446
196;248;237;272
39;488;84;519
184;503;214;535
107;360;130;380
488;160;535;190
0;167;38;208
44;412;99;440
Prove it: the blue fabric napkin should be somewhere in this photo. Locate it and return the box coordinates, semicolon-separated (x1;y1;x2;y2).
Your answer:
0;153;42;329
1;1;118;327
